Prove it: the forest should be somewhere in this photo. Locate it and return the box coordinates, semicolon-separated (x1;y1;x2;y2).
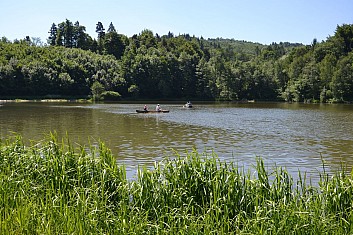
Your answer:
1;20;353;102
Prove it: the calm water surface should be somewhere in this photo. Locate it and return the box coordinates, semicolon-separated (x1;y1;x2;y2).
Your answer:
1;101;353;180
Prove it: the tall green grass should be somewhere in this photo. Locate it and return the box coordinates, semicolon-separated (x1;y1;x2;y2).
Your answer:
0;133;353;234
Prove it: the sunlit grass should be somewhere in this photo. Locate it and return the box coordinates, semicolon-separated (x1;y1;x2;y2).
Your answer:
0;133;352;234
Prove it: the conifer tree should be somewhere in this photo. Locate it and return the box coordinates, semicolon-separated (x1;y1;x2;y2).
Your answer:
48;23;57;46
107;22;116;33
96;22;105;39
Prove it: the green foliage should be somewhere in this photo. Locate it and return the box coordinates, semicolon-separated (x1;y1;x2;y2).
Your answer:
334;24;353;54
101;90;121;101
128;84;140;98
1;134;353;234
0;42;124;98
0;133;128;234
91;81;105;100
331;53;353;101
48;19;93;49
1;21;353;102
104;31;125;59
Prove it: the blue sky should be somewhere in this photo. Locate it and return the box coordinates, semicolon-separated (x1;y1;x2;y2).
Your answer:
1;0;352;45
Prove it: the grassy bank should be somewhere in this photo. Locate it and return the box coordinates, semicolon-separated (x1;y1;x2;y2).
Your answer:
1;134;353;234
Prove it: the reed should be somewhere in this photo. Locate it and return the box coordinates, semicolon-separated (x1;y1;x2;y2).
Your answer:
0;133;353;234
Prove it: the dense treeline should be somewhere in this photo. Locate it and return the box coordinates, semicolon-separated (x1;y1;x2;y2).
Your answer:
1;20;353;102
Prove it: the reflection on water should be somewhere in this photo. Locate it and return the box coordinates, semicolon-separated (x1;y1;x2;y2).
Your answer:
1;102;353;180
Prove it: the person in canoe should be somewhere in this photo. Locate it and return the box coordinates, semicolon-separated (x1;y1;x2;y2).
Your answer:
143;105;148;111
185;101;192;108
156;104;161;112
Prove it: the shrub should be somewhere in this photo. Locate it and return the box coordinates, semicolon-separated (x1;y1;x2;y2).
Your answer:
101;91;122;101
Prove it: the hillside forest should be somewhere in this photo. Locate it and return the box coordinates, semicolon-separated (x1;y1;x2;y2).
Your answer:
1;20;353;102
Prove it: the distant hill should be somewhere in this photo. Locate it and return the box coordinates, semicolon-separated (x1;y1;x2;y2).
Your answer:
204;38;303;56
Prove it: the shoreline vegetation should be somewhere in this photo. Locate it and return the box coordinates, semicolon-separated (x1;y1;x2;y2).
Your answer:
1;98;352;105
0;99;88;103
0;98;256;104
1;133;353;234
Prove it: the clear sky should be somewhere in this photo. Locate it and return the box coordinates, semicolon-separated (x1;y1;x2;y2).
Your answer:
1;0;352;45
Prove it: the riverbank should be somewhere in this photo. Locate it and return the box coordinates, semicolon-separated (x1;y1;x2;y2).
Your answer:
0;98;89;103
1;133;352;234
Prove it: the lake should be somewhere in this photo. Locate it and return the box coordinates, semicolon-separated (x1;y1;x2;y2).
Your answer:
1;101;353;180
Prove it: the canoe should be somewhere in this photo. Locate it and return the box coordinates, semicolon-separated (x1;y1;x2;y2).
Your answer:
136;110;169;113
